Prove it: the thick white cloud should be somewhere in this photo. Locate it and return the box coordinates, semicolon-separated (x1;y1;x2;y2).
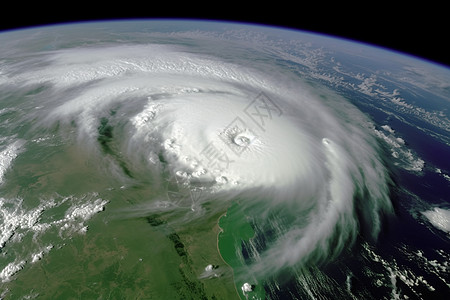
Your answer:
4;43;393;280
422;207;450;235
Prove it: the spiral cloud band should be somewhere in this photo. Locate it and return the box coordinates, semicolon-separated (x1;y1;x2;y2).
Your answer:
9;43;393;278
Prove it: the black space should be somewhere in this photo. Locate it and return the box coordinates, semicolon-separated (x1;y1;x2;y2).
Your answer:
0;6;447;67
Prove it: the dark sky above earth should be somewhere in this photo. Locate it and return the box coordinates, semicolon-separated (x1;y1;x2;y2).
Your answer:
0;5;447;67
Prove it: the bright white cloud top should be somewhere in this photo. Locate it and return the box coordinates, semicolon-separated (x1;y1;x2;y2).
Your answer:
1;42;396;278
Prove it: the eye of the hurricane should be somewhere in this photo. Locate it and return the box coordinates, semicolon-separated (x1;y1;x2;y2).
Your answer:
217;120;259;156
233;133;252;147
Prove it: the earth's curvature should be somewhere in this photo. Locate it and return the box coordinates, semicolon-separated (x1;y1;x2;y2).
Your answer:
0;20;449;299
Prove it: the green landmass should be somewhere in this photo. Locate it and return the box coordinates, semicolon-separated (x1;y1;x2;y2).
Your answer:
1;142;237;299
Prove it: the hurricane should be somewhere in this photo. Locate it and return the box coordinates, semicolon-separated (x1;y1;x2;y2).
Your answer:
2;40;394;281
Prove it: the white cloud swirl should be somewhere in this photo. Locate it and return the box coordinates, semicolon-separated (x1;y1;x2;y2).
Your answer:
6;43;393;279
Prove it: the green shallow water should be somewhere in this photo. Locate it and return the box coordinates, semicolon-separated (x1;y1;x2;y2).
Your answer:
218;202;265;300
